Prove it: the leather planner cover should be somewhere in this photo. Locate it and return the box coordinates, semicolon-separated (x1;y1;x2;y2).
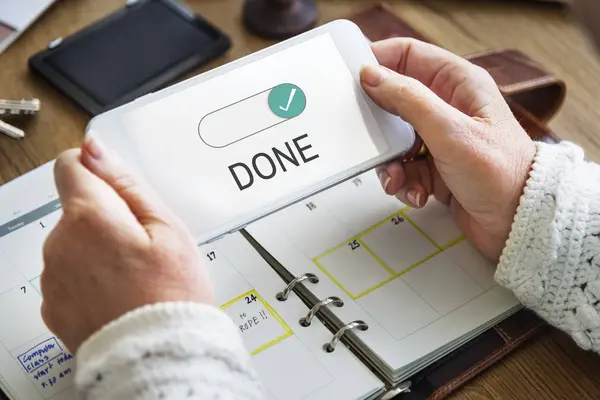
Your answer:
347;3;565;399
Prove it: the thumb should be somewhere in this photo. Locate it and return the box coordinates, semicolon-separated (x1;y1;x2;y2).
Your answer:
80;136;174;228
360;64;472;154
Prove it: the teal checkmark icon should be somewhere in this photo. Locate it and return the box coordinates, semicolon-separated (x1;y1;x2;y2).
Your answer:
268;83;306;118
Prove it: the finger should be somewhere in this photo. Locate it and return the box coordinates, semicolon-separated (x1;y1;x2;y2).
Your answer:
54;149;148;238
80;136;175;228
376;162;403;195
384;160;408;195
370;38;504;118
371;38;468;79
53;149;96;202
54;150;136;212
384;159;428;208
396;162;429;209
370;38;494;93
360;64;473;153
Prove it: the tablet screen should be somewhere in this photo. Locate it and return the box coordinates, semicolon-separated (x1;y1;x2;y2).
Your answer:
44;0;218;107
111;32;388;243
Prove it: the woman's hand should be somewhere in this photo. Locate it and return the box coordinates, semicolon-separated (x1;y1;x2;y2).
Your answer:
41;138;213;353
360;38;536;261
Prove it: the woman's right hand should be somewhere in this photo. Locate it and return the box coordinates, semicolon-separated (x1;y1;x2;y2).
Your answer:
360;38;537;261
41;139;214;353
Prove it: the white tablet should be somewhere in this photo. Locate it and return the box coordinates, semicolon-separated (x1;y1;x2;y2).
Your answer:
86;19;416;245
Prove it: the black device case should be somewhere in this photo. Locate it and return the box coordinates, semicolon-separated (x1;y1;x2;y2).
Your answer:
28;0;231;116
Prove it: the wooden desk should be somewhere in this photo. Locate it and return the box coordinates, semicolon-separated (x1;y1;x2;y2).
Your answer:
2;0;600;398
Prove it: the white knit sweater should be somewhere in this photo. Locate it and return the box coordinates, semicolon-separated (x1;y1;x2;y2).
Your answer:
75;302;264;399
497;141;600;351
74;141;600;399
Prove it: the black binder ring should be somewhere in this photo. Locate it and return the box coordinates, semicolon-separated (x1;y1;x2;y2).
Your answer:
276;273;319;301
299;296;344;327
323;320;368;353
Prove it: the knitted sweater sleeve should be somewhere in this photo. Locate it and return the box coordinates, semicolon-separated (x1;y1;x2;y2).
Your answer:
73;302;264;400
496;141;600;352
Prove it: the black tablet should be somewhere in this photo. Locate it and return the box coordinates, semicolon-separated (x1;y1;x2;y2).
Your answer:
29;0;231;115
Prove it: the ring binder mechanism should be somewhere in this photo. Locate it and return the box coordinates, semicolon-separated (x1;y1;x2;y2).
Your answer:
299;296;344;327
275;272;319;301
323;320;368;353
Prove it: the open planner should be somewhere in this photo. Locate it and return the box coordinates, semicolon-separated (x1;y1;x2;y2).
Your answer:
0;158;521;400
0;3;569;399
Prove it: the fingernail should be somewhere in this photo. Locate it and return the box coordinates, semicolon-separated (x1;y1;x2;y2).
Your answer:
361;65;391;87
407;190;422;208
84;137;106;160
378;169;391;193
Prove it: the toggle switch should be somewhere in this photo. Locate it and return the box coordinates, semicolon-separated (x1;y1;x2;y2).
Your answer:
198;83;306;148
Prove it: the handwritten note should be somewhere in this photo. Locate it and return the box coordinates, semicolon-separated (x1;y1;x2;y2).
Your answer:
221;290;292;355
17;337;74;398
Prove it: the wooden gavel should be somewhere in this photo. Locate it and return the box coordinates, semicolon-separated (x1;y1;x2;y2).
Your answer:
242;0;318;40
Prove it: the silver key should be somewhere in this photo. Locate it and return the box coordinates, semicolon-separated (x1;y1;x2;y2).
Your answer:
0;98;41;116
0;119;25;139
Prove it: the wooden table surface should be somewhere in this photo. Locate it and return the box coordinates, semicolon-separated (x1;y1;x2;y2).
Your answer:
2;0;600;399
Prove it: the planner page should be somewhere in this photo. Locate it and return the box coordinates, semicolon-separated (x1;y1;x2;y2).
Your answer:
246;169;521;378
201;233;383;400
0;162;73;400
0;162;383;400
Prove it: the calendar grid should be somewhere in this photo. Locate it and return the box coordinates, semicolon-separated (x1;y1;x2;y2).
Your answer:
248;170;514;378
360;239;396;276
440;236;467;251
313;207;466;300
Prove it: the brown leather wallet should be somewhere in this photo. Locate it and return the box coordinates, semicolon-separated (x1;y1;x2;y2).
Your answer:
347;3;565;399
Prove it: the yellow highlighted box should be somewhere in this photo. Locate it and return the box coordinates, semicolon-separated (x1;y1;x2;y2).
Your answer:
313;208;465;300
221;289;293;356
